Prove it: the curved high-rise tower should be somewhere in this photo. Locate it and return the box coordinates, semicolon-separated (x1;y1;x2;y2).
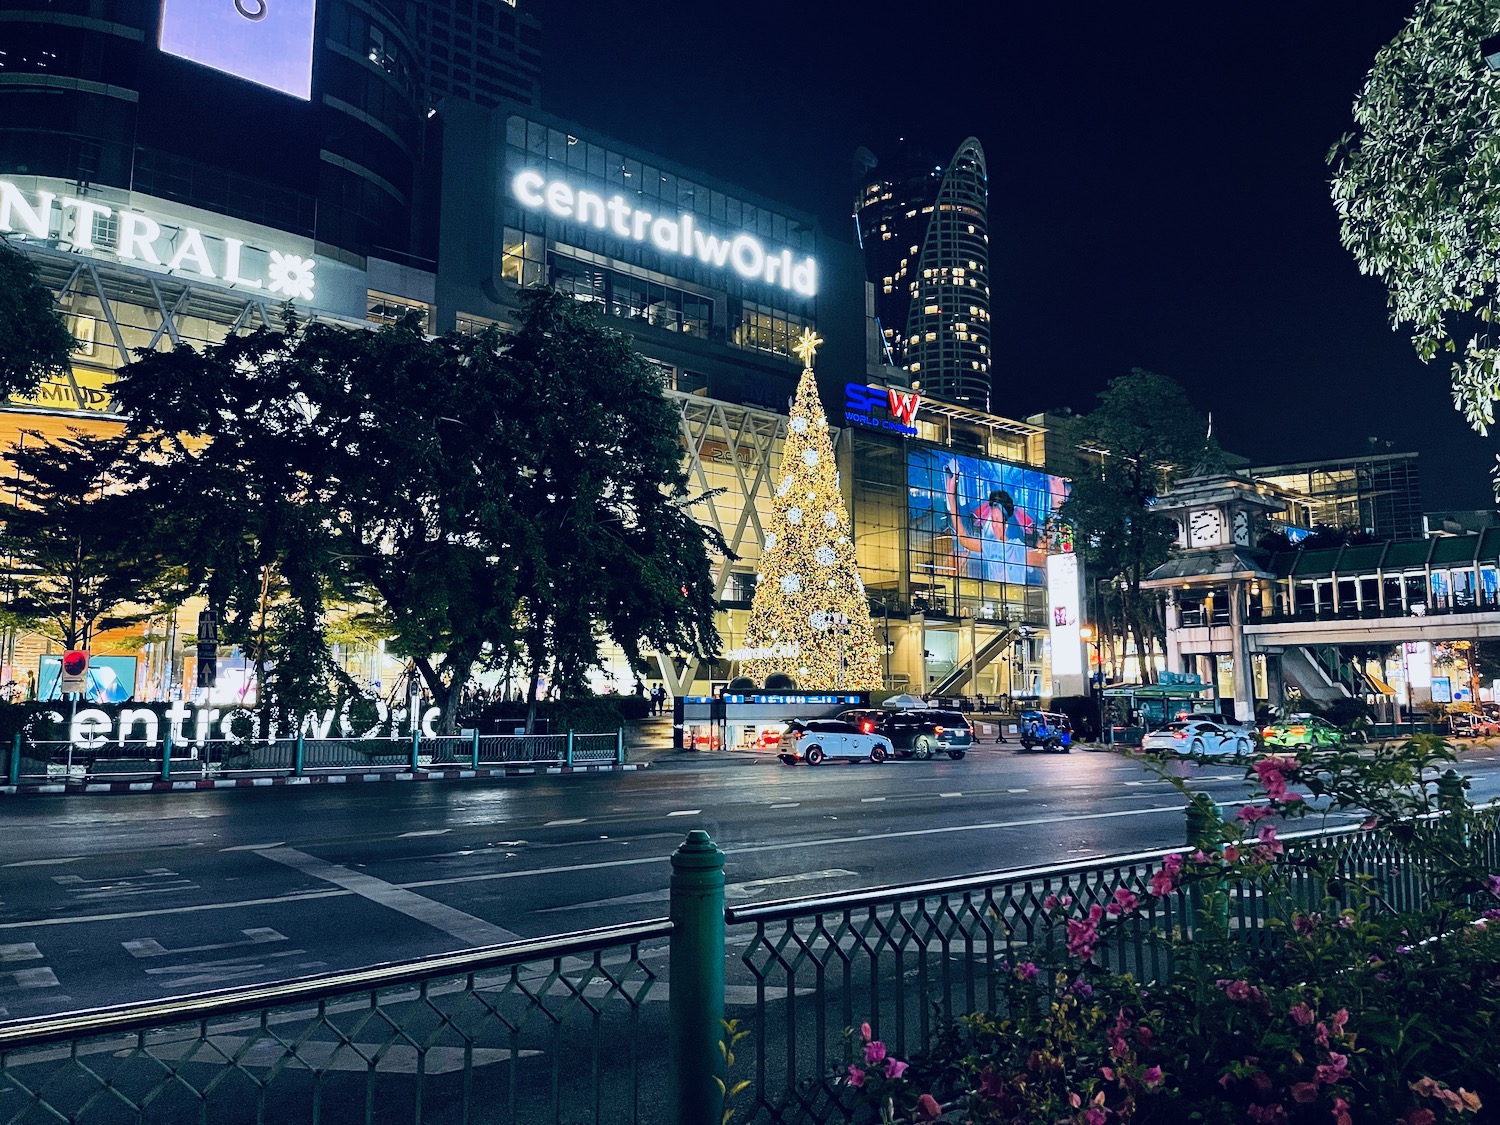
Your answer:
854;138;991;410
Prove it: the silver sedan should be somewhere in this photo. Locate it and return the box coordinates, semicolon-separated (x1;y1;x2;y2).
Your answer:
1141;720;1253;757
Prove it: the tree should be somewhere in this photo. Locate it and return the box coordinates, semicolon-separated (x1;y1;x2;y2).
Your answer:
0;244;74;401
1059;369;1219;681
501;290;724;727
1329;2;1500;450
740;333;882;691
0;430;167;652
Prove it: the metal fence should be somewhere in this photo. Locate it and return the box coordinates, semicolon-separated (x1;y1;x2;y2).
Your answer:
0;922;671;1125
1;815;1494;1125
5;730;625;784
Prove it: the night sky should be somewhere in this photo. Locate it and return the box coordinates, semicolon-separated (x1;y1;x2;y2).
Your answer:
529;1;1495;510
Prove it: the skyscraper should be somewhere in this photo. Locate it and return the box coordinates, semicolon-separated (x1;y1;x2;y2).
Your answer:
854;138;992;410
419;0;542;110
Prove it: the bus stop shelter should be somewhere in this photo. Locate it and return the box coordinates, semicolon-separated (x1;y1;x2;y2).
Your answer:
1101;675;1214;745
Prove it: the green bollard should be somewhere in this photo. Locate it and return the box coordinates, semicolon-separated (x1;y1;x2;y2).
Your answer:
617;726;625;765
471;728;481;769
670;830;726;1125
566;729;575;767
8;732;19;786
410;728;420;772
160;731;173;781
1185;792;1222;851
294;732;305;777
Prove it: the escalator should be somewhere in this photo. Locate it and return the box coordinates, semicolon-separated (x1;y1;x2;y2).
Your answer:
929;624;1022;697
1278;645;1353;707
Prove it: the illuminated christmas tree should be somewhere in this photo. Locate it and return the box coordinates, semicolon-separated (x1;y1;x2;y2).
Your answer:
741;330;882;690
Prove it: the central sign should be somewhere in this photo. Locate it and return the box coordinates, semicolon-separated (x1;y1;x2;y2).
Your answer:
0;180;318;303
512;170;818;297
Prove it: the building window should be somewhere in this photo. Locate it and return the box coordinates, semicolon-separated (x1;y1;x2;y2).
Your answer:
366;290;432;333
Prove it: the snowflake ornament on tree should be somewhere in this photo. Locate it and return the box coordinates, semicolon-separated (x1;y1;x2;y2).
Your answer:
740;330;882;690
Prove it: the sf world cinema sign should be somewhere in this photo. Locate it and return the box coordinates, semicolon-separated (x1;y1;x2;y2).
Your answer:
512;170;818;297
0;181;318;302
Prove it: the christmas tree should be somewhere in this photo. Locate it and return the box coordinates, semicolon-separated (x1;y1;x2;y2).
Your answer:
741;330;883;690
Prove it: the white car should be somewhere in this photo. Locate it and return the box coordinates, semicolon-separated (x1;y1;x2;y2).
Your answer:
777;718;892;765
1141;720;1253;757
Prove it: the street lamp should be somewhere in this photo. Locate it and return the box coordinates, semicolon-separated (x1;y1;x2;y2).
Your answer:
1079;625;1103;741
829;611;852;690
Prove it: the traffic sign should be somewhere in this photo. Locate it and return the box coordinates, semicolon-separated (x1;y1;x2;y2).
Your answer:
58;650;89;694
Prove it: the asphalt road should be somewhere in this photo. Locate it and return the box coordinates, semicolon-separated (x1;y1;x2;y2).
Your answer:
4;741;1500;1023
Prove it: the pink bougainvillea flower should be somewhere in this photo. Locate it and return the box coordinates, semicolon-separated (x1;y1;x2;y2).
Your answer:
1291;1081;1320;1104
1107;887;1139;916
1084;1109;1107;1125
846;1064;865;1088
1315;1052;1350;1086
1253;755;1299;801
1141;1064;1164;1089
978;1067;1003;1100
1066;904;1106;960
885;1058;908;1080
1100;1066;1115;1081
1043;894;1059;910
1246;1103;1289;1124
1016;961;1039;982
1237;804;1276;823
1289;1002;1314;1027
863;1040;887;1066
1314;1022;1331;1047
1224;844;1241;863
1333;1096;1353;1125
860;1022;872;1043
1217;978;1252;1001
1399;1109;1436;1125
1191;849;1212;864
1292;912;1322;936
1485;873;1500;897
914;1093;942;1120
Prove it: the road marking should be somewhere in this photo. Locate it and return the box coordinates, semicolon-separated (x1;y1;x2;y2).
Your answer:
0;804;1240;933
544;818;586;827
53;869;198;902
220;842;286;852
939;792;962;798
861;797;886;803
398;829;451;838
667;810;701;817
256;847;522;946
1007;788;1028;793
3;857;84;868
0;967;58;990
770;803;799;809
0;943;42;963
143;950;325;990
541;869;860;913
140;1035;529;1074
123;928;287;959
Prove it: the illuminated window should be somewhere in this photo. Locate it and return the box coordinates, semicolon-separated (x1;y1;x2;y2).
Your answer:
366;290;432;333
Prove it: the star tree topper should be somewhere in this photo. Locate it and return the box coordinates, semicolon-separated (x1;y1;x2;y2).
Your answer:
792;328;823;369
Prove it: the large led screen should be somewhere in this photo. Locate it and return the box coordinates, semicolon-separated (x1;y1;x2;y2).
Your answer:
160;0;317;101
907;448;1070;588
38;655;138;704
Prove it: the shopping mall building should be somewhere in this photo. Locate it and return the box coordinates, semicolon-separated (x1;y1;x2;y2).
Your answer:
0;1;1080;703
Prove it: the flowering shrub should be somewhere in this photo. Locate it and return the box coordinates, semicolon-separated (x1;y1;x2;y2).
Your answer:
841;735;1500;1123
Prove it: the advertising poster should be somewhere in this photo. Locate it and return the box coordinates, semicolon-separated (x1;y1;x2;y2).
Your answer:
1045;552;1083;678
1431;676;1452;704
38;655;138;703
160;0;318;100
907;448;1070;588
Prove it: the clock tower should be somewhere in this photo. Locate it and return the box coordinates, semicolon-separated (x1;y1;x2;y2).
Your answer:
1142;472;1287;722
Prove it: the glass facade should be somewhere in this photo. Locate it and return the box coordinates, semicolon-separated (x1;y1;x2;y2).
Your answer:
498;113;818;358
1253;452;1423;541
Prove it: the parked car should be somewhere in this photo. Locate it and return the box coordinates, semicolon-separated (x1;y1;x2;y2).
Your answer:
1449;710;1500;738
839;708;971;760
777;719;892;765
1142;719;1254;757
1261;713;1343;749
1180;711;1256;735
1017;710;1072;752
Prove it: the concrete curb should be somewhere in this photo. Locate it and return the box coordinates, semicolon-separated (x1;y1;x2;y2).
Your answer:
0;761;648;797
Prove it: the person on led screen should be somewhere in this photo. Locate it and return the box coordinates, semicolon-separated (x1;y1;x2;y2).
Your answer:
942;459;1043;585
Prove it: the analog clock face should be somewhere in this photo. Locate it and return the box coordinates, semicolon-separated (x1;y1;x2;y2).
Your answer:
1232;510;1250;546
1189;508;1222;547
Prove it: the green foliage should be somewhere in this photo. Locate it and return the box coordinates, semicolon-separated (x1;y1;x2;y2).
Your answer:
1059;369;1220;679
715;1018;752;1125
112;293;720;731
0;429;173;648
0;244;74;400
1329;1;1500;460
845;736;1500;1122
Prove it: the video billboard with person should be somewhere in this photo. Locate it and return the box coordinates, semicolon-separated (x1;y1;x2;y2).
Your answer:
907;448;1070;588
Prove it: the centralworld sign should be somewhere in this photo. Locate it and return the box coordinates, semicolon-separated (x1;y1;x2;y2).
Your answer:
512;170;818;297
0;180;318;302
